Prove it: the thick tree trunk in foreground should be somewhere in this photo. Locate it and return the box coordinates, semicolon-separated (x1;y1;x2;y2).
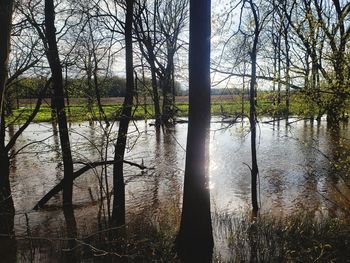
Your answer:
45;0;74;206
0;0;15;238
0;0;13;125
176;0;213;261
0;145;14;233
111;0;134;227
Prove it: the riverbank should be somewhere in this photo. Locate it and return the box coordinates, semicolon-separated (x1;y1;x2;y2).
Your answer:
12;212;350;262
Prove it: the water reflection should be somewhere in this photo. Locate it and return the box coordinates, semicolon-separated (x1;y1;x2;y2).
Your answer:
63;205;78;263
0;193;16;263
3;118;350;260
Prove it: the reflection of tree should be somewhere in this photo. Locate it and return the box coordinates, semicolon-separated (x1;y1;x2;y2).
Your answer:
298;121;320;213
63;205;78;263
8;125;16;174
163;128;181;220
150;128;182;227
323;125;350;216
0;199;16;263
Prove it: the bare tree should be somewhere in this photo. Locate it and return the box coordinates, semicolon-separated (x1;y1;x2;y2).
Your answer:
45;0;74;205
111;0;135;227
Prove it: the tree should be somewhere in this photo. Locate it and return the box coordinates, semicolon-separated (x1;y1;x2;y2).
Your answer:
134;0;188;125
134;0;162;126
155;0;188;124
285;0;350;124
45;0;74;205
0;0;15;238
247;0;261;214
71;4;112;126
1;0;52;241
112;0;135;226
0;0;14;127
175;0;213;261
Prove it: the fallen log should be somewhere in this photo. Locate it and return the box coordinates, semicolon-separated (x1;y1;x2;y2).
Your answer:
33;160;147;210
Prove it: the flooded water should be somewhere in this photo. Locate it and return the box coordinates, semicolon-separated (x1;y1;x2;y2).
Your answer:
5;117;350;261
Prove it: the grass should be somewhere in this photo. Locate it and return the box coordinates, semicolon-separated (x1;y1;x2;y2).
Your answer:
15;212;180;263
14;210;350;262
6;94;327;124
214;213;350;262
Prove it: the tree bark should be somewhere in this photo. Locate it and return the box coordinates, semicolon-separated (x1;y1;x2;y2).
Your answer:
0;0;15;238
0;0;14;126
176;0;213;261
45;0;74;206
249;0;259;214
111;0;134;227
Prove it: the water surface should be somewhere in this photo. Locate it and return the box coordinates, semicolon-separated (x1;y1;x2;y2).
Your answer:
7;117;350;260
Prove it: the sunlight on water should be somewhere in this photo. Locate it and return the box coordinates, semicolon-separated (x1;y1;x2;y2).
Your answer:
5;117;350;261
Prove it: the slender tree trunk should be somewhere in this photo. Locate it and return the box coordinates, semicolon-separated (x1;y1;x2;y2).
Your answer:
277;27;282;107
45;0;74;206
92;59;109;126
86;64;94;115
88;18;110;127
162;50;175;124
241;60;246;117
284;25;290;116
176;0;213;261
171;63;176;110
111;0;134;227
50;87;57;122
141;59;147;117
149;59;161;126
64;65;71;118
249;0;259;214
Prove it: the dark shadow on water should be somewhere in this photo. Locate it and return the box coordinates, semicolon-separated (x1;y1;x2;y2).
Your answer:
0;198;17;263
63;205;78;263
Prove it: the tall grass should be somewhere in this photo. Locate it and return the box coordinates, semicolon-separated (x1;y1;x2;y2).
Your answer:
214;212;350;262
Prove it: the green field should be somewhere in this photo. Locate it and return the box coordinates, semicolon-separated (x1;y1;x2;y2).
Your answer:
5;94;336;124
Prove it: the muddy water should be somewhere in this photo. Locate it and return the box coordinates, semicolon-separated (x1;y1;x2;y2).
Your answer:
6;117;350;259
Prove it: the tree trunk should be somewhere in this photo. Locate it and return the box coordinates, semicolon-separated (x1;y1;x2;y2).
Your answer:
162;50;175;124
249;0;259;214
87;17;109;127
45;0;74;206
277;25;282;107
0;0;14;125
93;56;109;126
149;58;161;126
0;0;15;238
0;113;15;237
176;0;213;261
111;0;134;227
284;24;290;116
64;65;71;118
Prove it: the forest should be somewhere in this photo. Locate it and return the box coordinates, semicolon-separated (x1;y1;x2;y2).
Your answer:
0;0;350;262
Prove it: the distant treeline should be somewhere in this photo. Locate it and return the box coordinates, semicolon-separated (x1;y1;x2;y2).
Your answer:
7;77;256;99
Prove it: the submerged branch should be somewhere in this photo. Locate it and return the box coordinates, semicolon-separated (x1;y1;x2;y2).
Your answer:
33;159;148;210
